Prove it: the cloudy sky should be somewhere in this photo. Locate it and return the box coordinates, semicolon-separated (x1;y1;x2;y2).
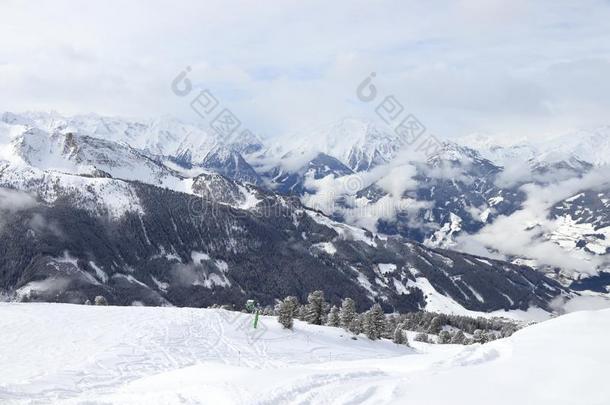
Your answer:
1;0;610;139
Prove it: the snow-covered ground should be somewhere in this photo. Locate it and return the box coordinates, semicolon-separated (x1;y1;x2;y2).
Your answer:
0;303;609;405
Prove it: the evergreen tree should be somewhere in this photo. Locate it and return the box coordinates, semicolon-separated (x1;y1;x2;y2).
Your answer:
384;314;398;339
339;298;356;330
414;332;429;343
94;295;108;306
349;313;364;335
501;325;517;338
304;290;327;325
277;296;299;329
392;326;407;345
327;305;341;327
450;330;466;345
296;305;307;321
363;304;386;340
438;330;451;344
428;315;444;334
472;329;487;344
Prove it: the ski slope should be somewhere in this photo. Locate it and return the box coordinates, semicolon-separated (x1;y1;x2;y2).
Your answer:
0;303;608;405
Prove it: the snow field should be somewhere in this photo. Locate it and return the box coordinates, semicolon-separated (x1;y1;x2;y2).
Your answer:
0;303;609;405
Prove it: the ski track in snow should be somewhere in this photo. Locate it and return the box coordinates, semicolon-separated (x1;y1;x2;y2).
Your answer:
0;303;609;405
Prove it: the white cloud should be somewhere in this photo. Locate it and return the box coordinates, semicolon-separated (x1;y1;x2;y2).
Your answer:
455;165;610;275
0;187;37;212
0;0;609;138
376;164;418;197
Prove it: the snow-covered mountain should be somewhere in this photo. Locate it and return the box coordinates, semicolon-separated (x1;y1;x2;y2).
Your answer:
1;112;264;182
2;110;609;300
258;122;610;285
459;127;610;168
0;112;568;313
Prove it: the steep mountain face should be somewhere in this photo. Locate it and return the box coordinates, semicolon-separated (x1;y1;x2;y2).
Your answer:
2;111;608;294
0;174;563;312
550;189;610;257
261;118;410;174
300;142;528;250
0;115;567;312
261;152;354;195
258;126;610;282
1;111;264;173
200;145;262;185
11;128;184;188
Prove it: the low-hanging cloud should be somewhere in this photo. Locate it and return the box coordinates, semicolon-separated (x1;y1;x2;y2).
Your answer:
456;165;610;275
0;187;37;212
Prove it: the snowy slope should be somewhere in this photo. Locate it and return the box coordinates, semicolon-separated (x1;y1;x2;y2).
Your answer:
458;126;610;167
2;112;264;167
261;118;408;173
0;303;608;404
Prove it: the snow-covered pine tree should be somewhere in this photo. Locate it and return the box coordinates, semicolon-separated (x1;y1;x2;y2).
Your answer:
363;303;386;340
327;305;340;327
304;290;327;325
415;332;429;343
450;330;466;345
472;329;487;344
501;325;517;338
339;297;356;330
277;296;299;329
296;305;307;321
392;326;407;345
438;330;451;344
94;295;108;306
428;315;444;334
349;313;364;335
384;314;398;339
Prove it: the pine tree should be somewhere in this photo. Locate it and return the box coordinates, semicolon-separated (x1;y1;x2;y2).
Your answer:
415;332;429;343
304;290;327;325
363;303;386;340
472;329;487;344
384;314;398;339
339;298;356;330
501;325;517;338
450;330;466;345
392;326;407;345
349;313;364;335
327;305;341;327
296;305;307;321
278;296;299;329
438;330;451;344
428;315;444;334
94;295;108;306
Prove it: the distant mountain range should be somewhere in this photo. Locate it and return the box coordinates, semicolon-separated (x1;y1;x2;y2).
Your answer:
1;111;608;311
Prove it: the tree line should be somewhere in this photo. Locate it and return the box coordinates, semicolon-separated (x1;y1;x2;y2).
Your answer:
215;290;522;346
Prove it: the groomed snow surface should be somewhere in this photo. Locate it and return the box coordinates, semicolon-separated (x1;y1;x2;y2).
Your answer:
0;303;609;405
